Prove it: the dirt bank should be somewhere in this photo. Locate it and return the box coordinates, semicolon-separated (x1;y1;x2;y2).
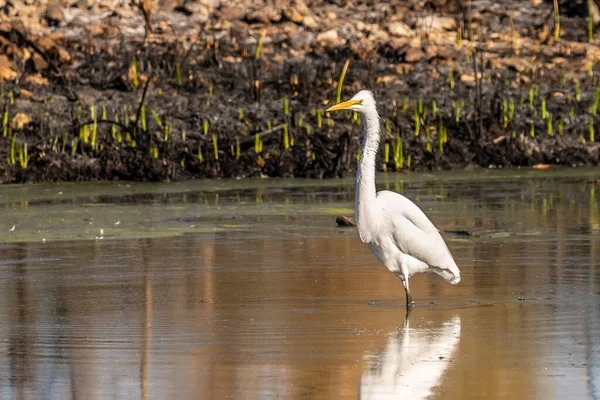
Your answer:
1;0;599;183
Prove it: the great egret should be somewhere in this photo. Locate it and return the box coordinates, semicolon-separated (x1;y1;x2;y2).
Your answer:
326;90;461;308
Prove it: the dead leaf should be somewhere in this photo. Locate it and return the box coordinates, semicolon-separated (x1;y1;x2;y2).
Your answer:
25;74;50;86
18;89;34;99
460;72;483;83
376;75;398;84
395;63;414;74
11;113;32;129
495;57;530;73
0;55;17;81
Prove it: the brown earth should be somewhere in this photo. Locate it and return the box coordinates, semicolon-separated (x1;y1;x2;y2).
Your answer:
0;0;599;183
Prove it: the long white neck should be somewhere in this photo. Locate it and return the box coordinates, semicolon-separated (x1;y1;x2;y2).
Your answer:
355;110;380;243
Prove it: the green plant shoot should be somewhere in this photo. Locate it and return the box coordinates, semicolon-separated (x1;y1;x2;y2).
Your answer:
255;30;267;60
336;59;350;104
132;57;139;89
151;109;163;127
141;104;147;132
283;97;289;115
283;123;290;150
413;109;420;136
212;133;219;160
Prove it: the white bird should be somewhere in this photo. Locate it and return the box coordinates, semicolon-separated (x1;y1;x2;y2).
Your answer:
326;90;461;308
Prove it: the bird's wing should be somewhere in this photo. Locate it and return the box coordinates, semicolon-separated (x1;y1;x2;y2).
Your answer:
377;191;460;279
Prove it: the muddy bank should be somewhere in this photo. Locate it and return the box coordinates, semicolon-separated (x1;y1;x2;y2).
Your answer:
1;0;600;183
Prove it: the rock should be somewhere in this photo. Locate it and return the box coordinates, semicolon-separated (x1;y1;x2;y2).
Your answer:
86;25;104;36
0;55;16;81
279;21;300;35
103;25;119;38
219;6;245;21
586;43;600;59
404;46;425;63
44;4;65;27
337;24;357;42
289;0;312;17
156;20;170;34
74;88;102;105
9;19;28;37
496;57;530;73
336;216;356;227
431;46;453;61
369;26;389;42
25;74;50;86
177;2;209;18
592;1;600;23
424;45;453;64
416;15;456;32
56;46;71;64
395;63;414;74
11;113;32;130
388;21;413;37
174;4;193;16
282;0;316;26
376;75;398;84
302;15;318;29
222;55;241;64
0;1;14;15
31;53;49;72
460;72;483;84
246;6;281;24
17;89;34;99
316;29;345;46
228;20;249;41
35;34;71;65
283;8;303;23
74;0;94;10
288;31;314;50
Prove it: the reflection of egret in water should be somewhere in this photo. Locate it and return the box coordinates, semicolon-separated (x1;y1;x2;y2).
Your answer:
359;315;461;399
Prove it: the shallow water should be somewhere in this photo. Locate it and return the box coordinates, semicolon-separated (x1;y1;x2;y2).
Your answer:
0;168;599;399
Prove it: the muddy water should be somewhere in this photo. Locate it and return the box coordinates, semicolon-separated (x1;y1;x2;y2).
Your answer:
0;168;599;399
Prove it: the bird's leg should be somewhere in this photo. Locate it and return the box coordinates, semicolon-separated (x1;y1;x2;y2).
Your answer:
396;271;415;309
405;303;413;320
402;276;415;309
404;285;414;310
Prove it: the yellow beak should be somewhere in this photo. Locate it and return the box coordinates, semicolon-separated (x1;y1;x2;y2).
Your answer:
326;99;362;112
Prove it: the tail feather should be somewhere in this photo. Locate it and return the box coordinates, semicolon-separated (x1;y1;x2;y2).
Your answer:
432;266;461;284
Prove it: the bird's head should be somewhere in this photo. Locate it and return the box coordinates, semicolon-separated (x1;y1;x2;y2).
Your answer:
326;90;376;114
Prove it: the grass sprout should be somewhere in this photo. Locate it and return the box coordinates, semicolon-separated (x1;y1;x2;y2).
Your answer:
336;59;351;104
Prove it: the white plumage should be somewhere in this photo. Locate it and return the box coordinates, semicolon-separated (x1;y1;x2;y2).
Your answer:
327;90;461;307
